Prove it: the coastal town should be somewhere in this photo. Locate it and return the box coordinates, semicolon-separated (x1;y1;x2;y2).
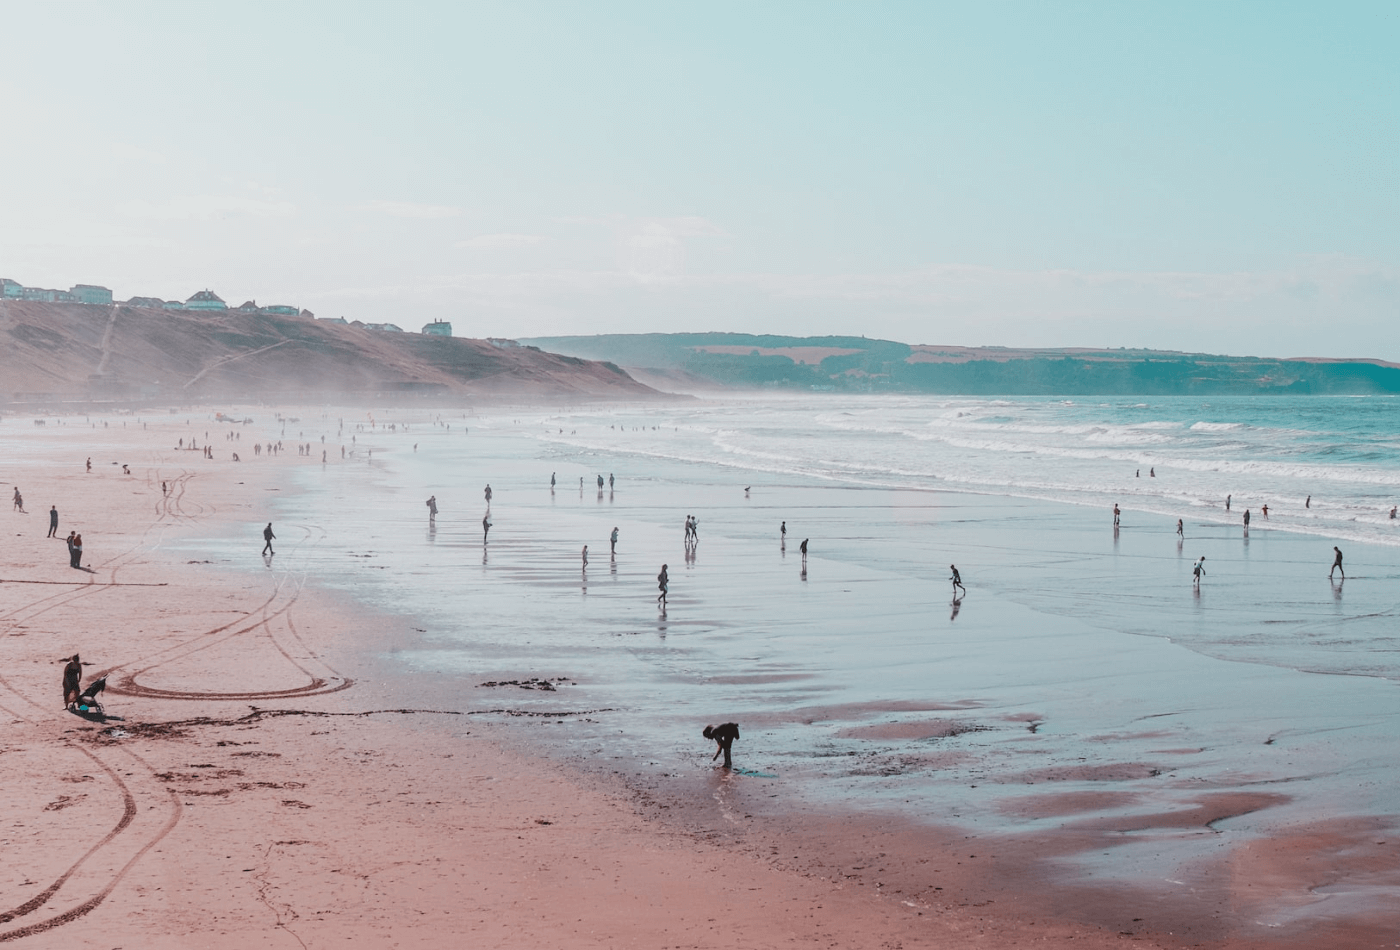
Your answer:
0;276;452;336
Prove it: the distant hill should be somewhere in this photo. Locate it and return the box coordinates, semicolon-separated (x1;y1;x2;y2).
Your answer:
0;302;659;406
521;333;1400;396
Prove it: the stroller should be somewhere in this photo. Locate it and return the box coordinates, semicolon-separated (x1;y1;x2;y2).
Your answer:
75;675;107;715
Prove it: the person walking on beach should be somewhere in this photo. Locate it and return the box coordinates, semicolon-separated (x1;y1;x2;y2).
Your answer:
950;563;966;594
482;513;492;542
426;495;438;521
1193;556;1206;587
657;564;669;605
703;722;740;769
86;457;91;473
550;472;556;490
1112;504;1120;527
597;475;604;490
1176;518;1184;538
1261;504;1269;519
610;527;618;555
1243;509;1250;529
71;533;83;569
262;523;275;556
799;538;808;561
780;521;787;544
12;488;23;512
1330;546;1344;579
484;484;492;505
63;654;83;710
581;544;588;568
608;473;614;490
48;506;58;538
1226;494;1231;511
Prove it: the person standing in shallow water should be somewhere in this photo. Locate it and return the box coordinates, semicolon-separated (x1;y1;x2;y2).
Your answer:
482;513;492;542
1112;504;1120;527
610;527;618;555
703;723;740;769
657;564;668;605
1176;519;1184;538
1193;556;1206;587
1330;546;1344;579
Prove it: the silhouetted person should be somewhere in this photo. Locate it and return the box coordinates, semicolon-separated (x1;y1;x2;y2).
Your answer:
66;531;77;567
1261;504;1268;519
1243;509;1250;529
71;533;83;569
1226;494;1231;511
582;544;588;567
657;564;669;605
262;523;275;556
484;484;492;504
950;564;965;594
63;654;83;709
609;473;614;489
610;527;618;554
551;472;556;490
426;495;438;520
780;521;786;543
1330;546;1344;579
1306;495;1311;509
483;513;492;542
1193;556;1206;587
799;538;808;559
703;722;739;768
1176;518;1183;537
1113;504;1120;527
48;505;58;538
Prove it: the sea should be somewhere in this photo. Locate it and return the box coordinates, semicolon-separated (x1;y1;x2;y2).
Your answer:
175;392;1400;924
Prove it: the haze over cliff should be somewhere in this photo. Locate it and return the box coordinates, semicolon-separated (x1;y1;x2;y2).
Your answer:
0;302;658;405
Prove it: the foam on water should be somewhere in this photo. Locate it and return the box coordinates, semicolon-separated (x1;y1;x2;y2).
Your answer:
541;393;1400;547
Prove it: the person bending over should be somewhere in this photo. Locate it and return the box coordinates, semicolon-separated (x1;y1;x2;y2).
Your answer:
703;722;740;769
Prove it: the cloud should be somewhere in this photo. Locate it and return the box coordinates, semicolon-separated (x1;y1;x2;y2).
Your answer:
119;195;297;220
456;233;547;249
369;200;462;219
614;215;727;282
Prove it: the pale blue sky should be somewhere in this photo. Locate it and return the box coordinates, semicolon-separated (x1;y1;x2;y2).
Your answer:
0;1;1394;357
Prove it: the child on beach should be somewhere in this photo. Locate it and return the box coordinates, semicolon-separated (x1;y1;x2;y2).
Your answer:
703;723;740;768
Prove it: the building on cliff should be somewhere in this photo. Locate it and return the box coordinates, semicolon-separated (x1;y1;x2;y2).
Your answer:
185;290;227;311
422;319;453;336
69;284;113;305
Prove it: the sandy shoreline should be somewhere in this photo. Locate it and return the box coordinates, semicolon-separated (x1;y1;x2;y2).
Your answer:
1;410;1393;948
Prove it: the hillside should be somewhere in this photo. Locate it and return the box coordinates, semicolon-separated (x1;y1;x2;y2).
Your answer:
0;302;659;405
521;333;1400;396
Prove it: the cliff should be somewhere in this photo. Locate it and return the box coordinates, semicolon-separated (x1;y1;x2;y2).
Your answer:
522;333;1400;396
0;302;660;404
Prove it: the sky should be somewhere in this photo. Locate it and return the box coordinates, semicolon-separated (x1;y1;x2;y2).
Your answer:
0;1;1395;358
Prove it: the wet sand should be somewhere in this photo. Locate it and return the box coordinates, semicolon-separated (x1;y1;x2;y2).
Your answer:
1;410;1395;948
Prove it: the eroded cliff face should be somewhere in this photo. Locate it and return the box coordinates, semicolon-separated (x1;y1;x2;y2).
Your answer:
0;302;661;402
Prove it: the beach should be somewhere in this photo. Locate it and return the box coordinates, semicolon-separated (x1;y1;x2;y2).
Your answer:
2;400;1397;948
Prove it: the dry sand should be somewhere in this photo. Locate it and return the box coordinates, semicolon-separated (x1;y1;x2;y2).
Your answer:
0;415;1385;948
